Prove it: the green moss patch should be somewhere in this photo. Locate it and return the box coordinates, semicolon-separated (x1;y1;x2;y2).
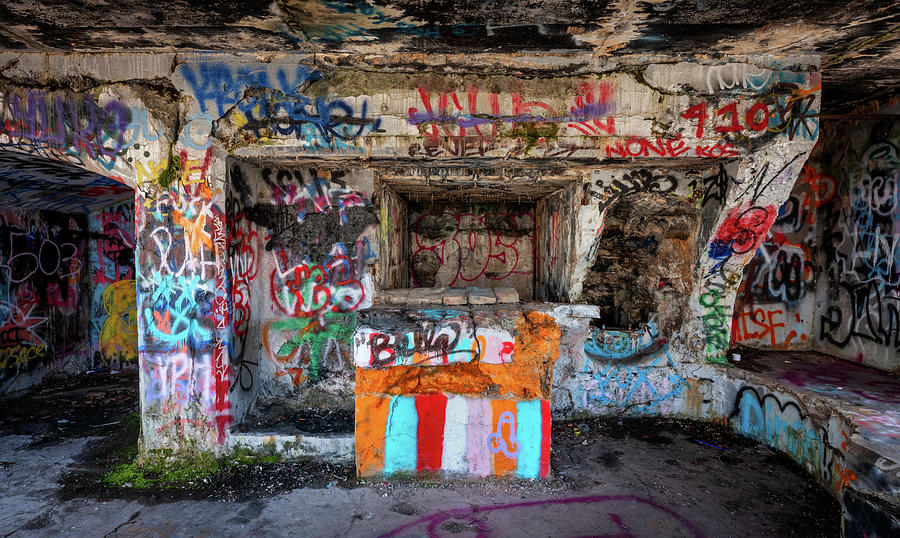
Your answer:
104;451;220;489
156;152;182;189
103;448;283;490
509;122;559;152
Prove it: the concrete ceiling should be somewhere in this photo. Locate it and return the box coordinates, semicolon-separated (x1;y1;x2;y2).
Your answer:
0;151;134;213
0;1;897;112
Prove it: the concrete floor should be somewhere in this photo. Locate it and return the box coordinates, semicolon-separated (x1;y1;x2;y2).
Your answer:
0;373;840;537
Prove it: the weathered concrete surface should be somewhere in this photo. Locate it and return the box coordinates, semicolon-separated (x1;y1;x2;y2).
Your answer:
466;287;498;305
405;286;446;306
228;432;354;463
377;288;410;305
0;434;97;533
442;287;467;306
725;350;900;536
0;405;843;537
493;287;519;304
0;0;896;111
581;189;702;331
0;463;832;538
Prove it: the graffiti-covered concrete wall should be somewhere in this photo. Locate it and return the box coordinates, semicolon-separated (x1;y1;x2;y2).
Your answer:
226;160;377;424
409;202;536;298
0;208;92;394
0;151;135;396
733;107;900;373
815;113;900;372
0;51;821;456
535;184;577;303
89;201;137;368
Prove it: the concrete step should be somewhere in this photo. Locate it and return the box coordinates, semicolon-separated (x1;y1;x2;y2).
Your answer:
227;432;355;463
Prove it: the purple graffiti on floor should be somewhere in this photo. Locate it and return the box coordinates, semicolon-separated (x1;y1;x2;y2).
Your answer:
777;359;900;405
378;495;705;537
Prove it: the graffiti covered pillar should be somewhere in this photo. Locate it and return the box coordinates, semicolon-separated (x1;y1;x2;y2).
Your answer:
136;147;233;453
133;57;333;454
696;144;818;364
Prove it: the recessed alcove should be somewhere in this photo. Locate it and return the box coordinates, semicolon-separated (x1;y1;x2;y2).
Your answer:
374;166;581;303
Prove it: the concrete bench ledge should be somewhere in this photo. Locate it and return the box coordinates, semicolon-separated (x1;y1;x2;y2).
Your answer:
374;287;521;306
361;302;601;317
724;350;900;535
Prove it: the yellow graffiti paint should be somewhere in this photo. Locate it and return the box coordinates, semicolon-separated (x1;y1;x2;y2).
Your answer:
0;344;47;370
233;111;248;128
99;279;138;364
135;159;166;186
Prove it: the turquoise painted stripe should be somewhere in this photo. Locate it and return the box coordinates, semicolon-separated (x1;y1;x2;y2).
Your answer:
384;396;418;475
515;399;542;479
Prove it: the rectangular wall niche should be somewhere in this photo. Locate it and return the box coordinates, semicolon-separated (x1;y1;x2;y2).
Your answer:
375;167;579;303
409;201;535;299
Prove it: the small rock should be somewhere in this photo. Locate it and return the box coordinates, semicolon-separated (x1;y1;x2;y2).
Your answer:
390;502;418;515
443;288;468;306
443;521;467;533
467;287;497;305
493;287;519;303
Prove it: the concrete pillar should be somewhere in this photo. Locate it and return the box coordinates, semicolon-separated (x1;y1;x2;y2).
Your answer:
135;149;233;454
694;146;816;364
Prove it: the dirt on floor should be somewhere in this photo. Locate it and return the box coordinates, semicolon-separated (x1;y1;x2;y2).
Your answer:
232;403;356;435
1;371;841;536
0;370;138;441
552;416;840;537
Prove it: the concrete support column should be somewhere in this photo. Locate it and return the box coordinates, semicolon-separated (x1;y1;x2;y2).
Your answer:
693;146;815;364
136;149;232;454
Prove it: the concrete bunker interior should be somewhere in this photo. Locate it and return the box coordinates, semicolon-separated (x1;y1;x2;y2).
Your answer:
0;151;138;396
376;164;578;303
0;22;897;531
223;158;585;434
